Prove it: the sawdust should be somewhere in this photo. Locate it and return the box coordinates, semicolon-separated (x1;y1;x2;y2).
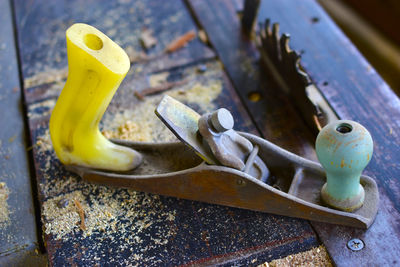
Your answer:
24;67;68;88
34;76;222;144
35;129;53;154
41;179;177;251
259;245;333;267
43;190;120;239
102;79;222;142
101;96;173;142
103;119;153;141
32;61;224;264
0;182;10;226
148;71;169;87
168;81;222;111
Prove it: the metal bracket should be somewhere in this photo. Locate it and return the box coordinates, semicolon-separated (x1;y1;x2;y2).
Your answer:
156;96;270;182
241;0;261;36
198;108;270;182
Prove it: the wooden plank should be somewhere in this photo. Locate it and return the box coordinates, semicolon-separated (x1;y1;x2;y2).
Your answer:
14;0;215;103
187;0;327;261
14;0;320;265
28;61;319;266
0;0;46;265
256;1;400;266
189;0;400;265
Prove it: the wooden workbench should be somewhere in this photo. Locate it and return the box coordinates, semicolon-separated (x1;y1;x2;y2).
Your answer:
1;0;399;266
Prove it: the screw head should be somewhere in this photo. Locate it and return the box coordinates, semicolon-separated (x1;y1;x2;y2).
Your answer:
210;108;234;132
347;238;364;251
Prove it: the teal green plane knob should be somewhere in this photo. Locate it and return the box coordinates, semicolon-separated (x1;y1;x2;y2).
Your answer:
316;120;373;212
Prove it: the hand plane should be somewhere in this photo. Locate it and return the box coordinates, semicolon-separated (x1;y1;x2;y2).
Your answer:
67;95;379;229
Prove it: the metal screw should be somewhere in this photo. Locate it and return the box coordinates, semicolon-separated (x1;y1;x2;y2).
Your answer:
210;108;234;132
347;238;364;251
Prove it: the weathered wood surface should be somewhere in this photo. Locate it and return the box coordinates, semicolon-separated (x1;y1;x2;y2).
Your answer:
188;0;400;265
0;0;46;265
257;1;400;266
187;0;317;161
14;0;321;265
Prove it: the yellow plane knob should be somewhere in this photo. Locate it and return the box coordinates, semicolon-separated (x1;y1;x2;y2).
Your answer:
50;23;142;171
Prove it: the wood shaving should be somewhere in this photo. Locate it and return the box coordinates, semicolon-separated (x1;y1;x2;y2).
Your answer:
165;30;196;53
259;245;333;267
134;79;189;100
74;199;86;231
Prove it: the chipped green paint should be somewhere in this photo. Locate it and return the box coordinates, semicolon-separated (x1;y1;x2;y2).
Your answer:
316;120;373;211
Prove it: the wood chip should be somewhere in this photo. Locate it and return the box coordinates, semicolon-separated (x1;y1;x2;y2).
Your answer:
74;199;86;231
165;30;196;53
134;79;189;100
140;28;157;50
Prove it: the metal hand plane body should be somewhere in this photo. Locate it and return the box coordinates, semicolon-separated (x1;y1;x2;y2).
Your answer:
68;96;379;229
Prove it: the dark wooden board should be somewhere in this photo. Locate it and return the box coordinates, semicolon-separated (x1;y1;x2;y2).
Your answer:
27;62;319;266
14;0;215;84
257;1;400;266
189;0;400;265
14;0;321;265
0;0;46;265
187;0;318;161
